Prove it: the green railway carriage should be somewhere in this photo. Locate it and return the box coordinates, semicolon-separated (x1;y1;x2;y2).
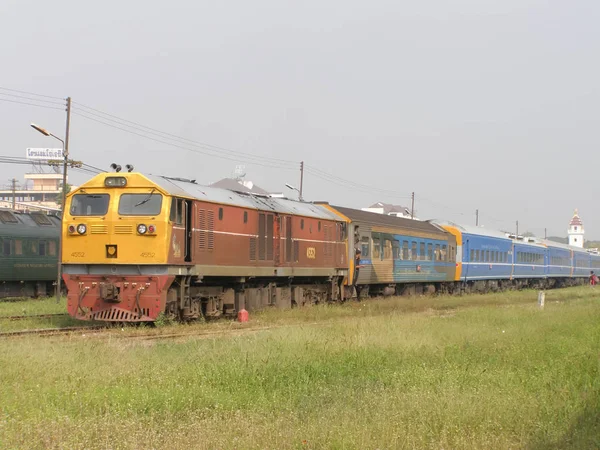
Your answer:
0;209;61;298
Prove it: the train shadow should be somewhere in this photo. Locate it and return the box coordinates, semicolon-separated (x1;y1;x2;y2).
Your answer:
527;392;600;449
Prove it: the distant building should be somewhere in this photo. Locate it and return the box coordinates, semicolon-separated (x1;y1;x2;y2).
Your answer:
362;202;416;219
568;209;584;248
209;177;284;198
0;172;75;213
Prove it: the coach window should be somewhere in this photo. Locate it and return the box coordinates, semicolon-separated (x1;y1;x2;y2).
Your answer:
384;239;392;259
470;249;475;261
119;193;162;216
403;241;409;260
428;243;433;261
372;236;381;259
442;245;447;262
392;240;400;259
318;221;321;232
218;208;223;220
243;211;248;224
419;242;425;261
15;240;22;256
39;241;47;256
301;219;304;230
411;242;418;261
71;194;110;216
361;236;370;257
2;239;10;256
49;241;56;256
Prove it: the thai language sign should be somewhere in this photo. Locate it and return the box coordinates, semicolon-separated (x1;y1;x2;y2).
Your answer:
26;148;63;160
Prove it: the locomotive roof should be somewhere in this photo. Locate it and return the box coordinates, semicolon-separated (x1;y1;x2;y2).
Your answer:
329;205;448;235
144;174;343;221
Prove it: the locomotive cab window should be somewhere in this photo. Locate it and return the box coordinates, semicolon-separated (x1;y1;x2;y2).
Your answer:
71;194;110;216
119;193;162;216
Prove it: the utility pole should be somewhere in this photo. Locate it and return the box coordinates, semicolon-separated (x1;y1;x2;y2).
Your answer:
11;178;16;210
516;220;519;237
299;161;304;202
411;192;415;219
476;209;479;227
544;228;547;239
56;97;71;303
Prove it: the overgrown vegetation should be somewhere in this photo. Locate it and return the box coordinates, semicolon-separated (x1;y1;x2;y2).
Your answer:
0;288;599;449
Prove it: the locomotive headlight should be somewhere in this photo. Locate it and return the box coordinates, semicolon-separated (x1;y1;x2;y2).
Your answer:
77;224;87;235
137;224;147;235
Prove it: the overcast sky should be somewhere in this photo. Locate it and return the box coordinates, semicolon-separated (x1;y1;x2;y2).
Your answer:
1;0;598;238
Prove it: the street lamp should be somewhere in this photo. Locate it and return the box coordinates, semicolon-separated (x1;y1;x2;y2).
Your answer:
285;183;303;201
31;122;67;303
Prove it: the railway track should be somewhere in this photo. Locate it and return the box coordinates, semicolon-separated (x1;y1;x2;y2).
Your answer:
0;325;108;338
0;313;69;321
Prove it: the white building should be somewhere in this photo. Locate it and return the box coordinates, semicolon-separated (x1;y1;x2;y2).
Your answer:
568;209;584;248
362;202;417;220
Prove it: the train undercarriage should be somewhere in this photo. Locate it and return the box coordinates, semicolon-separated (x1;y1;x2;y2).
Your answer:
64;266;588;323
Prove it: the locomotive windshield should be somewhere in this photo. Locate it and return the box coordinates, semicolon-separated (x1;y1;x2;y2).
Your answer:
70;194;110;216
118;193;163;216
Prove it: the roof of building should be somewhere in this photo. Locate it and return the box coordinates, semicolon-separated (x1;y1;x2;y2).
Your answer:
209;178;269;195
366;202;411;215
570;209;583;227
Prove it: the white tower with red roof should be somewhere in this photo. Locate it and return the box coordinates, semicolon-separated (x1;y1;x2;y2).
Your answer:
568;209;584;248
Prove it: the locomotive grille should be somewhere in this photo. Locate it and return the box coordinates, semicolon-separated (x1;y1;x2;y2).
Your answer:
91;307;151;321
114;225;133;234
91;225;108;234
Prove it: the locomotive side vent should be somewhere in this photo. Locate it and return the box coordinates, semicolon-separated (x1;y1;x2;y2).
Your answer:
249;237;257;261
207;210;214;250
199;209;207;249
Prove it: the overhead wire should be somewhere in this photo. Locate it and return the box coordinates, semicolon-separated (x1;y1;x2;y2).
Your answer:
304;166;412;199
0;98;64;111
0;86;64;101
71;110;299;170
0;92;65;106
72;102;299;168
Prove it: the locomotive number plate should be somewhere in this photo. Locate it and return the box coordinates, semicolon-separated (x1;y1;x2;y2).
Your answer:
306;247;316;259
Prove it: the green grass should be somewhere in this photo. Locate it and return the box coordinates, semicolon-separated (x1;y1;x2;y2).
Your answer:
0;287;599;449
0;297;85;332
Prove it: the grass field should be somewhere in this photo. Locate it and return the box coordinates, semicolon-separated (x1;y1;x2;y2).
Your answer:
0;297;82;332
0;287;599;449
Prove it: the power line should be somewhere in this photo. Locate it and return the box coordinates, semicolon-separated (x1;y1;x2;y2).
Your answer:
0;98;64;111
72;102;298;167
0;92;65;106
72;110;298;170
0;86;64;101
304;166;412;199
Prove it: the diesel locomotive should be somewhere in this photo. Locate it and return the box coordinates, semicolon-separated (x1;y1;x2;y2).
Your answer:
62;172;593;322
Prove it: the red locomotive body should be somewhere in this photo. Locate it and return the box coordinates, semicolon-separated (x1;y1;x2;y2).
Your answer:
63;173;348;322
